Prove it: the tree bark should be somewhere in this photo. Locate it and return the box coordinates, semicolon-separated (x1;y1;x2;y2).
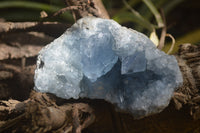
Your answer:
66;0;109;20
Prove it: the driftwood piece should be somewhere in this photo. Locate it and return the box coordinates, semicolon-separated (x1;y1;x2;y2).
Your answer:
0;32;54;60
0;0;200;133
65;0;109;20
0;92;95;133
0;43;200;133
0;22;69;37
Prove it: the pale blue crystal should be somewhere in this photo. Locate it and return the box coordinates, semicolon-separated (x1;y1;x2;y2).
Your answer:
80;33;118;82
34;17;183;118
121;51;146;74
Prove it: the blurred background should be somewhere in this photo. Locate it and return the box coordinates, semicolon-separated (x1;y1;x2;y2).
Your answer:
0;0;199;53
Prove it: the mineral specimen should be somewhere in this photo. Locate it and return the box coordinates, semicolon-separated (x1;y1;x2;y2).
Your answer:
34;17;183;118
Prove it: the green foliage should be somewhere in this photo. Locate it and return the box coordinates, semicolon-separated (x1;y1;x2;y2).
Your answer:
111;0;199;53
0;0;199;53
112;0;186;32
0;0;73;22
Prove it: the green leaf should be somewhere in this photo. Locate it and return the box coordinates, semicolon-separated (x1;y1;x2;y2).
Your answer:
113;11;155;32
142;0;164;27
0;1;73;22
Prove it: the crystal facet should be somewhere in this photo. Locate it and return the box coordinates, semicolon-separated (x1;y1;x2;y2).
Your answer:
34;17;183;118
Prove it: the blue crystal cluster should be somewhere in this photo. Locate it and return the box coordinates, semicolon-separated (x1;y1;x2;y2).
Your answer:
34;17;183;118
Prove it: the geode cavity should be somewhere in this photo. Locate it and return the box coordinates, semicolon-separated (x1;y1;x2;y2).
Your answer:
34;17;183;118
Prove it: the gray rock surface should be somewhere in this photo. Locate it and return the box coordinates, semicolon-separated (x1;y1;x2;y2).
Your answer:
34;17;183;118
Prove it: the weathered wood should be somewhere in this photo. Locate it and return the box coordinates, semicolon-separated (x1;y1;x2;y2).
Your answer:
66;0;109;19
0;1;200;133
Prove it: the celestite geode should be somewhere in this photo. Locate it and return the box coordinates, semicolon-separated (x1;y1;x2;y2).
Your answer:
34;17;183;118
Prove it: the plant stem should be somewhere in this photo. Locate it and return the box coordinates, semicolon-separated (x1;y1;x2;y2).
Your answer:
120;0;155;32
142;0;164;28
163;28;200;54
